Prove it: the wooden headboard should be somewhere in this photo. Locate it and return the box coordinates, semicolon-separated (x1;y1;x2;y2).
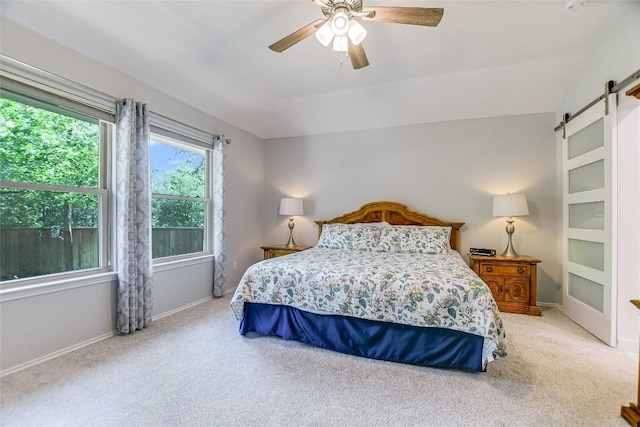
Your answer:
314;201;465;252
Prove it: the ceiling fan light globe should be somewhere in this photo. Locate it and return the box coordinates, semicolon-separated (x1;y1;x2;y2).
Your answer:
331;11;350;36
315;21;334;46
347;19;367;45
332;35;349;52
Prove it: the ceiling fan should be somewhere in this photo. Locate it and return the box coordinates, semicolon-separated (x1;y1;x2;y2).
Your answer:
268;0;444;70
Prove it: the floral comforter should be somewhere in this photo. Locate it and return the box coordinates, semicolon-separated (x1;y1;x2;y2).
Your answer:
230;248;507;363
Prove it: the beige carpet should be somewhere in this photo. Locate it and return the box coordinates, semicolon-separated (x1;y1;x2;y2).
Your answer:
0;294;636;426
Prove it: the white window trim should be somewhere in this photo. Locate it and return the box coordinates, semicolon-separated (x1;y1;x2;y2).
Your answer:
150;133;213;263
1;64;114;289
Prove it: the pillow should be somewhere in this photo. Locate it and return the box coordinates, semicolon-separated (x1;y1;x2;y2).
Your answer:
316;223;386;251
378;225;452;254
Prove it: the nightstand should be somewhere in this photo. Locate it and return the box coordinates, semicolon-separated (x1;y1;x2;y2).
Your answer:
469;254;542;316
261;245;310;260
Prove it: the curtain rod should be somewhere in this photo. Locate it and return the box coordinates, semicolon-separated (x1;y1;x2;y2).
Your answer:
554;68;640;133
149;110;223;144
1;55;228;144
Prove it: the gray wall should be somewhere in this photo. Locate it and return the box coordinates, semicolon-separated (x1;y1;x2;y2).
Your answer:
0;19;264;373
262;113;562;305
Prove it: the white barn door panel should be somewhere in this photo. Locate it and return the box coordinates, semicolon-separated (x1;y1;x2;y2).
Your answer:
562;94;617;346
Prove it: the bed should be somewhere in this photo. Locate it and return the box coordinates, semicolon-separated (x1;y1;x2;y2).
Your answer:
230;201;507;372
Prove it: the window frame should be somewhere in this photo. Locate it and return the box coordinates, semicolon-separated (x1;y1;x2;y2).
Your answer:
0;96;113;288
149;133;212;263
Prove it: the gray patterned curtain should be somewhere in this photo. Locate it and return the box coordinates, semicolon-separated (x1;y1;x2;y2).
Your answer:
212;135;227;297
115;98;153;333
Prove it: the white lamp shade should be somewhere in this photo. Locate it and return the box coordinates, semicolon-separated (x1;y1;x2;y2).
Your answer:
331;11;349;36
315;21;334;47
279;198;304;216
493;194;529;217
347;19;367;45
332;35;349;52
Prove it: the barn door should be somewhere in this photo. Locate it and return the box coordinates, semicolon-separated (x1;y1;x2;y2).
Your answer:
562;93;617;346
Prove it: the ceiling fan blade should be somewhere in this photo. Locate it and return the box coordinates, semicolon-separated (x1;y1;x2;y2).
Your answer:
361;7;444;27
348;43;369;70
269;19;326;53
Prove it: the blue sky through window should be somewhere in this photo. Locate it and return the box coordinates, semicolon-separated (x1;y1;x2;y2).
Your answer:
150;139;197;183
149;139;205;198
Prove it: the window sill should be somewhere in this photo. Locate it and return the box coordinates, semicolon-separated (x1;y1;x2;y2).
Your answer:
0;270;118;302
0;255;215;302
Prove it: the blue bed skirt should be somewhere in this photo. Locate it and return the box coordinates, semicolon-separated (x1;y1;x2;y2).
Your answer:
239;302;486;372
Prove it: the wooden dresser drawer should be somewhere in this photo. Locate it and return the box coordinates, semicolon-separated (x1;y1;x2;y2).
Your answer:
480;263;530;277
468;254;541;316
261;245;310;260
270;249;297;258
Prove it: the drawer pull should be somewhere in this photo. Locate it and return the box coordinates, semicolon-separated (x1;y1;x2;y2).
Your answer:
486;266;493;272
517;267;524;274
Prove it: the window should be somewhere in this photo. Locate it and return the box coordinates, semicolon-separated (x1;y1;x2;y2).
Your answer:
0;95;110;282
150;135;210;259
1;58;217;285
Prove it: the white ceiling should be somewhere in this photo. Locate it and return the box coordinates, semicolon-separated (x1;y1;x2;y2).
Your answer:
1;1;636;139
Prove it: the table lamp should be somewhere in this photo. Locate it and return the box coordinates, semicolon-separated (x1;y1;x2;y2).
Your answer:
493;193;529;257
279;198;304;247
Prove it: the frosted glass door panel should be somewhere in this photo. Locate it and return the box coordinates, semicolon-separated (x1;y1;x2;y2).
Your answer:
568;160;604;194
562;94;615;346
568;239;604;271
567;118;603;159
568;202;605;230
568;273;604;312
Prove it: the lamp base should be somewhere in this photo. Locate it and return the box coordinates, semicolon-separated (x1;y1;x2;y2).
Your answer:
285;218;297;248
501;218;519;257
500;244;520;258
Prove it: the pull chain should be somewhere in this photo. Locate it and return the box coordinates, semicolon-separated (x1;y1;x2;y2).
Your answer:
338;50;349;67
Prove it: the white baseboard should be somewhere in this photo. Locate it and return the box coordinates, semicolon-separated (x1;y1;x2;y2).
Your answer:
152;296;213;321
618;338;640;354
537;302;563;310
0;331;115;378
1;296;214;378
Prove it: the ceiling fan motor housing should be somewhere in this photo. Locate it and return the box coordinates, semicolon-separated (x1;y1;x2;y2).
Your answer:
321;0;363;17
